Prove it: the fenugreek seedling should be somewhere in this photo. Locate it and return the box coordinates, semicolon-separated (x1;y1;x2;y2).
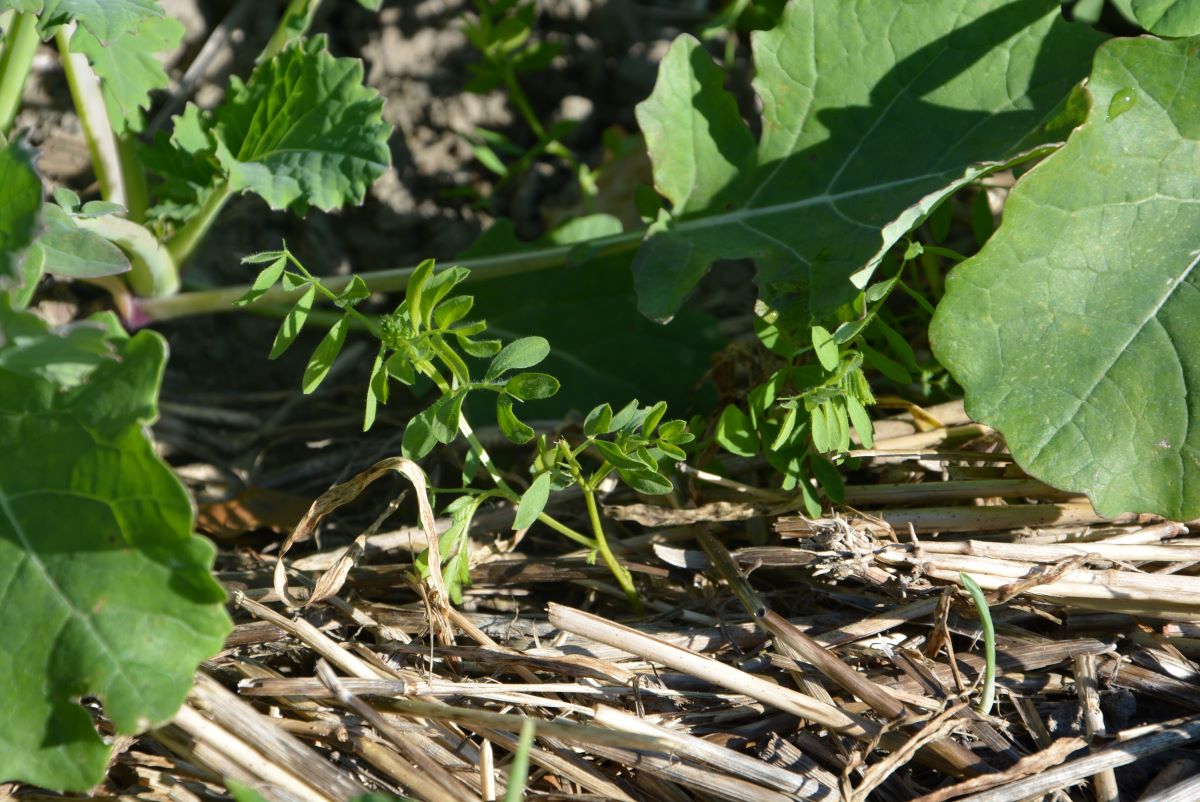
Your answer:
244;246;688;608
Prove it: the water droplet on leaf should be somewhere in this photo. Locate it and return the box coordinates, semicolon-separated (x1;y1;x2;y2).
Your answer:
1107;88;1136;121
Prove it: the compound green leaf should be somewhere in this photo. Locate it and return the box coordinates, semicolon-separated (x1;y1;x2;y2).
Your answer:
1132;0;1200;35
0;306;231;790
213;37;392;214
634;0;1106;330
0;138;41;285
72;13;184;133
930;36;1200;519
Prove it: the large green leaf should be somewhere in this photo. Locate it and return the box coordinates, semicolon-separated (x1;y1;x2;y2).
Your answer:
0;138;41;285
462;216;724;415
633;0;1106;330
212;36;392;214
72;13;184;133
1132;0;1200;35
0;302;231;790
930;36;1200;519
0;0;164;42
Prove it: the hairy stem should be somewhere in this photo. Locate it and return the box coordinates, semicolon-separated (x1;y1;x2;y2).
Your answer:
56;26;125;205
165;181;235;267
0;12;39;135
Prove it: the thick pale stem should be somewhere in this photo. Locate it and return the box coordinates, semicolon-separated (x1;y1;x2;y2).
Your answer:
165;181;234;267
137;229;643;321
0;12;39;135
56;25;125;206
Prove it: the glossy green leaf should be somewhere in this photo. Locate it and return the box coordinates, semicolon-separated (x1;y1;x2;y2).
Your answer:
641;400;668;438
505;372;560;401
0;305;229;791
1131;0;1200;35
633;0;1106;330
809;453;845;503
716;404;757;457
235;257;287;306
932;35;1200;519
212;37;391;214
496;394;533;444
301;313;349;393
0;138;41;285
592;438;645;470
363;347;386;431
617;467;674;496
811;325;838;372
583;402;613;436
846;395;874;449
71;13;183;133
485;336;550;381
270;285;316;359
513;472;551;530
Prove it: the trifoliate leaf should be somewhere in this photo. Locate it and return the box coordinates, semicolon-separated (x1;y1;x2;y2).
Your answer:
931;35;1200;519
0;138;41;285
71;13;184;134
633;0;1106;330
213;36;391;214
0;304;230;791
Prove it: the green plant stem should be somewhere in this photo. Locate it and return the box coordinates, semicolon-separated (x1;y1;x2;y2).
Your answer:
502;66;545;140
138;229;644;321
116;134;149;223
580;481;642;615
165;181;234;267
261;0;322;62
0;11;38;135
407;351;599;552
56;26;126;205
959;572;996;716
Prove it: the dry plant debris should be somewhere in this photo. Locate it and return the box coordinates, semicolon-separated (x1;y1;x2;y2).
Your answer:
15;402;1198;802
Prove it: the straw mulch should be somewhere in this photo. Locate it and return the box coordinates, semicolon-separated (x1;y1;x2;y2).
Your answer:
16;401;1200;802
